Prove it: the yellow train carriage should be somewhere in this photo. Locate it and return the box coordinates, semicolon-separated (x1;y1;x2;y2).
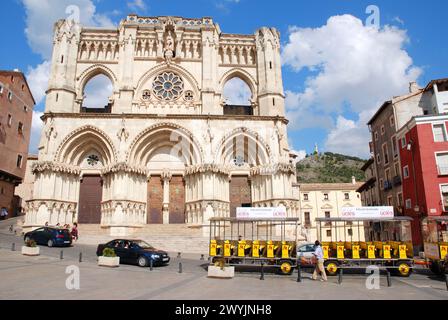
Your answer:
422;216;448;275
208;217;300;275
316;216;414;277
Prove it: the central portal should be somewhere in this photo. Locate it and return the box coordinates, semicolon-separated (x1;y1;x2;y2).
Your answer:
147;175;185;224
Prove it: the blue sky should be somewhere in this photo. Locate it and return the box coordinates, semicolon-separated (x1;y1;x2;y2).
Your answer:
1;0;448;159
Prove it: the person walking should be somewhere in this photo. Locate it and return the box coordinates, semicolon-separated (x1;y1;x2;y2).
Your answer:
71;223;79;241
312;240;328;282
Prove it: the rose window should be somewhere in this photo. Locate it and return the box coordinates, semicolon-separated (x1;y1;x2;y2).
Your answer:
87;154;100;166
152;72;184;101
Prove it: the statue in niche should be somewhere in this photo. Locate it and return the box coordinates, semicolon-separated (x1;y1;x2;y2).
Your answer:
164;31;175;64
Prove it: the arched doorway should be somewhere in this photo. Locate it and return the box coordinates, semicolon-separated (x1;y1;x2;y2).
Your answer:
128;124;202;224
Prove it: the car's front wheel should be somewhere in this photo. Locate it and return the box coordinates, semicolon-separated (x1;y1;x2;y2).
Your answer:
138;256;149;267
47;239;54;247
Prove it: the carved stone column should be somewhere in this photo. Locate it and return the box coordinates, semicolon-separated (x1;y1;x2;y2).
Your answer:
161;169;172;224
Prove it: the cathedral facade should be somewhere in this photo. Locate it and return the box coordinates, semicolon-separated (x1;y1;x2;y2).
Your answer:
23;15;299;235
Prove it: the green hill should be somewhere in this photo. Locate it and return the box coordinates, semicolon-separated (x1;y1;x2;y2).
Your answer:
296;152;367;183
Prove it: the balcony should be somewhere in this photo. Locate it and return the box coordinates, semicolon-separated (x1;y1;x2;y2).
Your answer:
393;175;402;186
437;166;448;176
383;180;393;191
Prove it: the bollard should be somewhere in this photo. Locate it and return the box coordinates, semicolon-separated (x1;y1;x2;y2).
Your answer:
207;256;211;261
79;252;82;263
338;269;343;285
296;262;302;283
177;252;181;258
60;250;64;260
386;271;392;287
445;274;448;291
178;262;183;273
11;243;15;251
14;230;17;235
150;258;153;271
260;263;265;280
200;254;204;261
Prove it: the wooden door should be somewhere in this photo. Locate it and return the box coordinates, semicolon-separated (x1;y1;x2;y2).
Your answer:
169;176;185;224
147;176;163;224
78;175;102;224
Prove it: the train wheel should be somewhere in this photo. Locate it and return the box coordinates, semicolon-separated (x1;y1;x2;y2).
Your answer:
324;260;339;276
396;261;412;277
278;260;294;275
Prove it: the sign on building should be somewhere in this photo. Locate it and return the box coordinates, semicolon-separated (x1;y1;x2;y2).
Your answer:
236;207;287;219
341;206;394;219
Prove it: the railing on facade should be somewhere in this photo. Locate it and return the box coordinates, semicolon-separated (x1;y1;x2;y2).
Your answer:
383;180;393;190
393;175;402;186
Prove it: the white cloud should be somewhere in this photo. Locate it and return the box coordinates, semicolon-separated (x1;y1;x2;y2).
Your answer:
127;0;148;12
282;14;422;157
29;110;44;154
22;0;115;60
26;61;51;105
290;149;307;165
83;75;113;109
324;113;373;159
223;78;252;105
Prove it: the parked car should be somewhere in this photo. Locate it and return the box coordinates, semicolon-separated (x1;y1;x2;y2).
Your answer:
96;239;170;267
296;243;317;267
24;227;72;247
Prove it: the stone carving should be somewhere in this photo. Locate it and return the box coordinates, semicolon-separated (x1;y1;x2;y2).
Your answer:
117;118;130;142
32;161;81;175
164;31;175;64
101;162;149;177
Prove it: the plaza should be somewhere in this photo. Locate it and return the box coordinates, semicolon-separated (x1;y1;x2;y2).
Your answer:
0;221;446;300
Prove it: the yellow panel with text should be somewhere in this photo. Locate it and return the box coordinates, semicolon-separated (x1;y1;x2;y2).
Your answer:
368;245;376;259
209;240;217;256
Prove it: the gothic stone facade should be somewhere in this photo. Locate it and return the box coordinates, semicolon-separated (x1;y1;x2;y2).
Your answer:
24;15;299;235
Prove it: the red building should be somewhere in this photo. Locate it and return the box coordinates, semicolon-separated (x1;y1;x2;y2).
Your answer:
397;114;448;248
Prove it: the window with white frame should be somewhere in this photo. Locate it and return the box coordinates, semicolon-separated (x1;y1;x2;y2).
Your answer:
390;116;395;127
441;185;448;212
7;91;12;101
303;193;309;201
403;166;409;178
0;83;3;94
405;199;412;209
436;152;448;175
374;131;378;141
433;124;447;142
381;125;385;135
401;137;407;149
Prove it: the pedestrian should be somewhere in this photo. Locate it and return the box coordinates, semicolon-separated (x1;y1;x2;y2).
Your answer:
312;240;328;282
45;221;49;227
1;208;8;220
71;222;78;241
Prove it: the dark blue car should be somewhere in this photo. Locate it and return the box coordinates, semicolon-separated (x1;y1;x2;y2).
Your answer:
24;227;72;247
96;239;170;267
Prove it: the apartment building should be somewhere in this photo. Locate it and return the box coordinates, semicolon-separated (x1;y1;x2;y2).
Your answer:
0;70;35;219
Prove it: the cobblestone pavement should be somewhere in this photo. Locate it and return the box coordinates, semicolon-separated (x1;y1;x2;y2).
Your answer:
0;229;447;300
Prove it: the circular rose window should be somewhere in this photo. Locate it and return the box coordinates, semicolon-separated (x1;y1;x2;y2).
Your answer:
152;72;184;101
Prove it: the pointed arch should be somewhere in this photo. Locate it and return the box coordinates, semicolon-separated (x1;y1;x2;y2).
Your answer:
55;125;117;166
127;122;203;168
219;68;257;99
215;127;272;166
76;64;118;99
